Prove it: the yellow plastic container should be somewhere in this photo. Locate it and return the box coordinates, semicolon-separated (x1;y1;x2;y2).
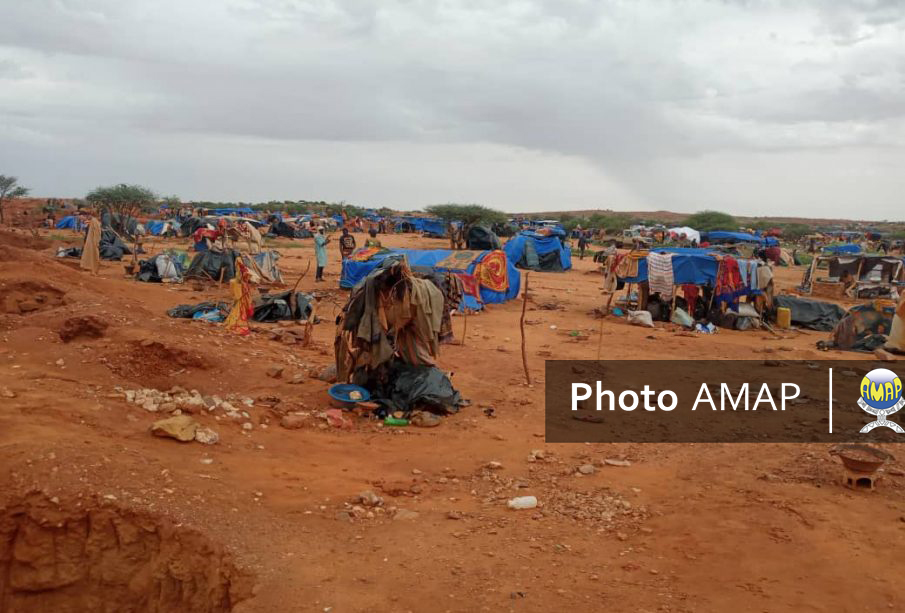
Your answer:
776;307;791;329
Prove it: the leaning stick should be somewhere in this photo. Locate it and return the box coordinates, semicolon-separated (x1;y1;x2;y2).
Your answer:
520;272;531;385
461;305;468;346
288;259;312;320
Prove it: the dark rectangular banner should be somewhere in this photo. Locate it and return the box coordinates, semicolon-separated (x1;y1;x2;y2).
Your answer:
545;360;905;443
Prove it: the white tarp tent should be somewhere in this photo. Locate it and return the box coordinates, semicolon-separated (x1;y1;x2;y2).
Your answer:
668;226;701;244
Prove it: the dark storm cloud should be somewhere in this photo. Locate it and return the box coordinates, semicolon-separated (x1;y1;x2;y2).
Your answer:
0;0;903;217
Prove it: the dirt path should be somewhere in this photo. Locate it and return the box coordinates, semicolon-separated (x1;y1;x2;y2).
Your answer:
0;229;902;612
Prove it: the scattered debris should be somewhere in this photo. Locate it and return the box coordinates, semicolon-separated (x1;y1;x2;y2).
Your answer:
151;415;199;442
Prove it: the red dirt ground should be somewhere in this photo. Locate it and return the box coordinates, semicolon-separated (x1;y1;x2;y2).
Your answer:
0;227;902;612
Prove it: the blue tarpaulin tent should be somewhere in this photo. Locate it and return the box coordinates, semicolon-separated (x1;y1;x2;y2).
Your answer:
704;231;777;246
55;215;82;230
823;243;862;254
503;231;572;272
332;214;344;227
340;248;521;310
421;218;449;237
618;248;720;285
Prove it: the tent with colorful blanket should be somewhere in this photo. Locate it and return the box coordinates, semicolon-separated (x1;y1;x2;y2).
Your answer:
340;248;520;310
503;231;572;272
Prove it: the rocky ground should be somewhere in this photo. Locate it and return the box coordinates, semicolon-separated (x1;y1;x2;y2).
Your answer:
0;228;903;612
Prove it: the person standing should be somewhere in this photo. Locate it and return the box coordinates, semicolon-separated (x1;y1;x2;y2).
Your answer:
314;227;330;282
884;291;905;355
80;211;102;275
578;231;589;260
365;229;382;248
339;227;356;260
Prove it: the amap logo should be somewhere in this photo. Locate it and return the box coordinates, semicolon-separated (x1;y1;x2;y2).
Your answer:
858;368;904;433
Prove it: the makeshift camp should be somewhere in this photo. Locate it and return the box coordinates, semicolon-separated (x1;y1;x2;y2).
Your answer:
503;231;572;272
818;301;898;352
421;218;450;238
341;248;520;310
167;291;313;323
465;225;502;250
334;257;464;416
801;253;903;299
667;226;701;244
145;220;181;236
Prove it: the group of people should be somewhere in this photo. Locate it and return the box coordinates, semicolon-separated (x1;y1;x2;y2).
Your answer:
313;227;383;282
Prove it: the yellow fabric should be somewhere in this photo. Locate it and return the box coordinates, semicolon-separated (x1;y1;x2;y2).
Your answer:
79;218;101;274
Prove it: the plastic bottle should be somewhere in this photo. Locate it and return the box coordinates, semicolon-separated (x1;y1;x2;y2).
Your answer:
383;417;409;427
507;496;538;510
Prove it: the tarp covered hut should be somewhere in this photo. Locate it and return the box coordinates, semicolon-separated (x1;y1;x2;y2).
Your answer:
503;231;572;272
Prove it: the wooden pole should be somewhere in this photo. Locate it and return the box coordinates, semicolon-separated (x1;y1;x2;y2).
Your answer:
520;272;531;385
461;306;468;346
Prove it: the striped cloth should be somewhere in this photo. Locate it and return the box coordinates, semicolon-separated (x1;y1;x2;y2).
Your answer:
647;252;674;299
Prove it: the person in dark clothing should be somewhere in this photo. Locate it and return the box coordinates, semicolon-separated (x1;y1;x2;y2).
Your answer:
339;227;356;260
578;232;590;260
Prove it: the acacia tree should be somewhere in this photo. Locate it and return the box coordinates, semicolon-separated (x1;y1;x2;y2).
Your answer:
0;175;30;225
682;210;738;232
425;203;506;240
86;183;156;236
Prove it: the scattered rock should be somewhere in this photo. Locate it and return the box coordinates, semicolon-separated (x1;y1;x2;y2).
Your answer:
194;427;220;445
0;387;16;399
280;414;307;429
447;510;463;520
289;373;306;384
411;411;442;428
357;490;384;507
604;458;631;467
486;461;504;470
150;415;199;442
393;509;420;521
316;364;337;382
266;366;284;379
577;464;596;475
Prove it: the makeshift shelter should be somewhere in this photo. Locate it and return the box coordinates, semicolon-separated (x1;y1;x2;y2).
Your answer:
801;253;903;299
822;243;862;255
609;248;772;327
465;225;502;250
503;231;572;272
421;218;451;238
773;295;846;331
819;301;898;352
703;231;778;246
334;257;463;416
667;226;701;244
341;248;520;311
55;215;83;231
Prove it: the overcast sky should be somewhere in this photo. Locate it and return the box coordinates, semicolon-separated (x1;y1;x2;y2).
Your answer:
1;1;904;219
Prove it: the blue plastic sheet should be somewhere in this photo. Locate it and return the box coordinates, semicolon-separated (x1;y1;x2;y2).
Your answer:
502;232;572;271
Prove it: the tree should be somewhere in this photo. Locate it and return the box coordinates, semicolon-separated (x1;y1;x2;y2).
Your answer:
162;195;181;209
682;210;738;232
86;183;156;236
780;223;810;241
425;203;507;245
425;203;506;227
0;175;30;225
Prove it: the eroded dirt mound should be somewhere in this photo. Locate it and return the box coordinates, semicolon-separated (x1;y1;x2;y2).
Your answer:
0;230;51;251
0;280;66;315
0;492;253;613
107;340;210;387
58;315;109;343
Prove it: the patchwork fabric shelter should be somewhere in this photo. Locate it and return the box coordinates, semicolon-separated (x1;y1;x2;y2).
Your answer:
341;248;520;310
503;231;572;272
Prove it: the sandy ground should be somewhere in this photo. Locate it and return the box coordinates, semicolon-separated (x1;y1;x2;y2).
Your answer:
0;228;903;612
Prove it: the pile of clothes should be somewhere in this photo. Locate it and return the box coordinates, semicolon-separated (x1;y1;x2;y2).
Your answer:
334;258;463;416
167;290;315;323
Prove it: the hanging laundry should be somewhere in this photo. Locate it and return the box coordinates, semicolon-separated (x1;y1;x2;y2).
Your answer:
647;252;674;298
